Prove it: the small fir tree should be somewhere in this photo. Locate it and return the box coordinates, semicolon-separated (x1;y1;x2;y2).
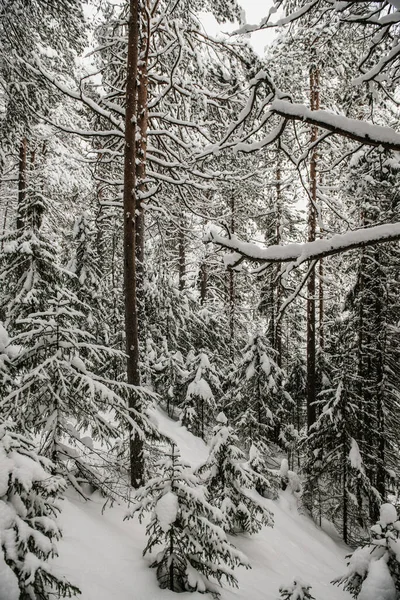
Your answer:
126;442;249;596
0;422;80;599
333;503;400;599
181;351;221;440
197;412;274;534
302;377;377;543
150;338;187;418
279;579;315;599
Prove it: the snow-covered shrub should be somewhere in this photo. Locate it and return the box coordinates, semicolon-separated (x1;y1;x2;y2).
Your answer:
127;442;248;596
197;412;274;534
334;502;400;599
0;422;80;599
280;459;301;494
279;579;315;599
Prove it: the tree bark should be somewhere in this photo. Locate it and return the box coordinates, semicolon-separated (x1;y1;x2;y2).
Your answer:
17;137;27;230
178;215;186;291
306;64;319;430
123;0;144;488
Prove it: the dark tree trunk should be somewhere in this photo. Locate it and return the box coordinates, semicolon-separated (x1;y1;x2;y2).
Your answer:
17;137;27;230
275;163;282;367
123;0;144;488
228;193;235;355
306;65;319;430
178;217;186;291
200;261;207;305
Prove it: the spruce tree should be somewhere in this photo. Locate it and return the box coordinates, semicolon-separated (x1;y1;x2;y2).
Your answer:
1;290;152;496
181;351;221;440
225;333;292;447
127;443;249;596
302;377;376;543
197;412;274;535
0;422;80;599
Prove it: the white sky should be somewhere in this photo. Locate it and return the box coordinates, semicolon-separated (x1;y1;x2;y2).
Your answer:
199;0;276;56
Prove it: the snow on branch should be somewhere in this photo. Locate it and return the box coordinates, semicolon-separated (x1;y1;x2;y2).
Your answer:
270;100;400;152
205;223;400;267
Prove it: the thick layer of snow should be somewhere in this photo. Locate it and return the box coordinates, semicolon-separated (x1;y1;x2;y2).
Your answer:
358;559;396;600
155;491;178;532
55;408;352;600
205;223;400;266
379;503;398;527
270;100;400;151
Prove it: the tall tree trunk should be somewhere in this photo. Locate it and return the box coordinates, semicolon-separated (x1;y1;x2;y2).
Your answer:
275;163;282;367
135;0;149;345
319;259;324;351
178;220;186;291
200;261;207;305
123;0;143;488
306;64;319;430
228;193;235;355
17;137;27;230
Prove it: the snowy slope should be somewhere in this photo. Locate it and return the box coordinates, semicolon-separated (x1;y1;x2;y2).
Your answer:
55;408;352;600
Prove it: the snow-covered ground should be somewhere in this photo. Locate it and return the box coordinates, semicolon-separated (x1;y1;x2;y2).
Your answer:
55;409;352;600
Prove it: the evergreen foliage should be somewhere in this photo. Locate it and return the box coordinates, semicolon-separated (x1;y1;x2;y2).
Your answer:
225;333;292;447
181;351;221;440
0;422;80;599
279;579;315;600
197;413;274;535
127;443;249;596
334;503;400;599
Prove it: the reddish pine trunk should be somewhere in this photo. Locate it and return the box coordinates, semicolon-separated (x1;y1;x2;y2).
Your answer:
17;137;27;230
306;65;319;430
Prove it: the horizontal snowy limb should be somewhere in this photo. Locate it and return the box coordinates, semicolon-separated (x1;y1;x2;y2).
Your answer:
205;223;400;267
270;100;400;151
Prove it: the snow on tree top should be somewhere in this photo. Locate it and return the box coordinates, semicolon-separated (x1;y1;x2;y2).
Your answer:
379;503;398;528
154;491;178;533
216;412;228;424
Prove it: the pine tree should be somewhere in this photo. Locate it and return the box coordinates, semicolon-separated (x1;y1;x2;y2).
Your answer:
127;443;249;596
197;412;274;535
0;422;80;599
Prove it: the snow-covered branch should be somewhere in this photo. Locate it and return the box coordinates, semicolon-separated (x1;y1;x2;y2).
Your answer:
270;100;400;152
205;223;400;267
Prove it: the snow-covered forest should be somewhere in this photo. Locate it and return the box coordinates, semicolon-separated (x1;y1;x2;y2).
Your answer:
1;0;400;599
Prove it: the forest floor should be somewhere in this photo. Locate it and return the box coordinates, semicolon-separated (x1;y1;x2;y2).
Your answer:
54;409;353;600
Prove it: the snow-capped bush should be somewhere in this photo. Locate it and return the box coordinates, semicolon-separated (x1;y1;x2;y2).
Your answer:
334;502;400;599
0;422;80;599
279;578;315;599
280;458;301;494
